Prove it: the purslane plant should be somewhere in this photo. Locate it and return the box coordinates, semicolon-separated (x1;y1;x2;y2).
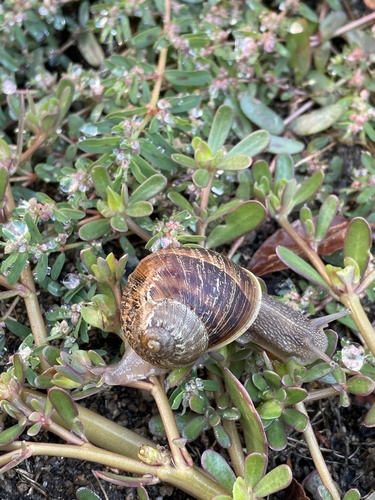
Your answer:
0;0;374;499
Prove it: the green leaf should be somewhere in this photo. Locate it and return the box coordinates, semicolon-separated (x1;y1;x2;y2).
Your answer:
48;388;85;438
35;253;48;284
206;201;265;248
286;19;311;83
208;105;233;155
164;70;212;87
24;212;42;244
56;78;75;123
267;135;305;155
315;195;339;242
201;450;236;493
207;200;243;222
265;419;287;451
110;215;129;232
193;169;210;187
0;424;25;445
129;174;167;203
240;96;285;135
92;166;113;199
167;192;194;213
78;137;119;154
182;415;207;441
5;318;31;338
223;369;267;455
132;27;161;48
7;252;29;285
168;95;202;114
276;246;330;290
140;139;178;171
217;154;251;171
76;487;102;500
227;130;270;158
290;102;346;135
282;408;308;431
320;10;347;40
364;402;375;427
0;167;8;203
0;47;19;72
126;200;153;217
106;187;125;212
244;453;267;489
257;400;283;420
253;464;292;496
77;31;105;67
346;375;375;396
171;153;197;169
344;217;371;278
78;219;111;240
342;490;361;500
275;154;294;184
307;70;337;106
293;171;324;206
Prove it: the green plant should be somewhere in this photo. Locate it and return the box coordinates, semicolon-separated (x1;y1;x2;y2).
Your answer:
0;0;374;498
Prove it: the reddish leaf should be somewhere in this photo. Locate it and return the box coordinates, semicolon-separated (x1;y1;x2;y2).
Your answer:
249;216;348;276
284;477;309;500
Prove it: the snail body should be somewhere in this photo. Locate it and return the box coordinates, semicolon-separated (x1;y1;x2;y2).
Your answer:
120;247;345;374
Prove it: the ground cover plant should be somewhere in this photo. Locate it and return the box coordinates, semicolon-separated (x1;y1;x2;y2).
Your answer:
0;0;375;498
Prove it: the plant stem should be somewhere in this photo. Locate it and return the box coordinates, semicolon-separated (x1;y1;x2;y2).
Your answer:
126;216;151;242
134;0;170;136
198;170;216;238
209;371;245;477
150;376;193;470
20;388;229;499
304;387;340;403
22;388;155;459
3;185;49;369
0;441;161;476
339;293;375;357
295;401;340;500
19;132;48;166
276;216;335;293
331;12;375;38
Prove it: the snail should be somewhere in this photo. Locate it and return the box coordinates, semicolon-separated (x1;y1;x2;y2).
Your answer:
102;246;348;385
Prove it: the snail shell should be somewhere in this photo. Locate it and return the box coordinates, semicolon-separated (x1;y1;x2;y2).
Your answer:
121;247;262;368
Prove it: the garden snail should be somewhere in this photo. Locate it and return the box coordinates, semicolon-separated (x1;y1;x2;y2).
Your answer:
119;247;347;377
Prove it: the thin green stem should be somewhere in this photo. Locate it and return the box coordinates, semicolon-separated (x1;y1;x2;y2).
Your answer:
19;132;48;166
0;441;161;476
150;376;193;470
295;402;340;500
133;0;170;137
126;216;151;242
20;388;228;499
356;268;375;296
304;387;340;403
209;372;245;477
3;185;49;370
340;293;375;357
0;440;228;499
22;388;155;459
197;170;216;238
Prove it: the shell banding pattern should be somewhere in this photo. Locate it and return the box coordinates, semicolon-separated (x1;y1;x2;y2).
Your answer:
121;247;262;368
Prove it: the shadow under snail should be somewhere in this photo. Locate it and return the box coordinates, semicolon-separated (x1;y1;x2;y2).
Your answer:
102;247;348;385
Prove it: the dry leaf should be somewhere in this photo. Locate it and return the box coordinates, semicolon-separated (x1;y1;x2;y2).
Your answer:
248;215;348;276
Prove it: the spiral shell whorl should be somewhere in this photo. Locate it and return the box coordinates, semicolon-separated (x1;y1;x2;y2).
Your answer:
121;247;262;368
